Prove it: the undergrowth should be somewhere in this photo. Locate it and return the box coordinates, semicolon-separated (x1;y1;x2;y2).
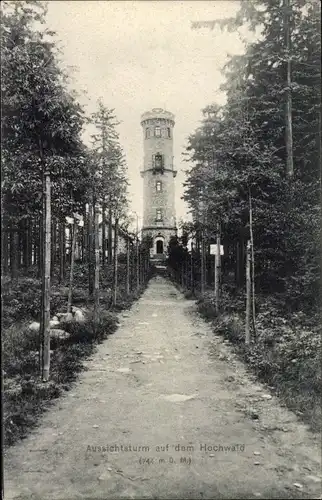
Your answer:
3;312;119;447
195;285;321;432
2;265;150;448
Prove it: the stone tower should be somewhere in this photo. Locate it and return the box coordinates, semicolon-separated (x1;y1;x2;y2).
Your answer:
140;108;177;257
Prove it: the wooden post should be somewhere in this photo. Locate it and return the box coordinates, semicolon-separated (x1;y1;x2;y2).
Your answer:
42;170;51;382
93;202;100;324
126;237;130;295
245;240;251;345
67;220;77;314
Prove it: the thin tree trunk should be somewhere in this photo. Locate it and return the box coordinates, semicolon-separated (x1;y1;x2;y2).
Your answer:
112;218;118;306
51;218;56;276
284;0;294;181
319;104;322;198
108;206;113;265
204;243;208;288
200;228;205;295
102;202;106;268
27;219;33;267
126;237;130;295
32;224;36;266
245;240;251;345
319;105;322;291
215;223;221;314
82;205;87;263
10;229;19;281
93;202;100;324
2;230;9;273
235;241;240;286
249;188;257;338
190;243;194;293
67;221;77;314
22;220;28;269
181;261;184;287
39;214;44;376
34;221;40;267
140;251;144;285
41;170;51;382
59;221;65;284
38;224;42;279
88;200;94;297
240;236;245;284
136;236;140;291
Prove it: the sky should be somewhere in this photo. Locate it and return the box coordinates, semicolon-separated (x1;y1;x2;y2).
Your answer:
45;1;248;232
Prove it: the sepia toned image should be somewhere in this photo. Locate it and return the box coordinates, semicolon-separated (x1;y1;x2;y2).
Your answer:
1;0;321;499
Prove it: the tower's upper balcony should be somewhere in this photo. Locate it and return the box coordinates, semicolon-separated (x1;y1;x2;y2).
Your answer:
141;108;175;126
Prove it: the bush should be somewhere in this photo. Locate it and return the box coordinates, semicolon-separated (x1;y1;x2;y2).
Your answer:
2;277;67;326
183;289;196;300
197;292;218;321
3;325;39;377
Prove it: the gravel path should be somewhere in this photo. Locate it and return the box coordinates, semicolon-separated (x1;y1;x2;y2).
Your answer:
4;276;321;499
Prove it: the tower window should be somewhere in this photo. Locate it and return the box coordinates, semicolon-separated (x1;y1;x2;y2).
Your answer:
145;128;150;139
156;181;162;192
167;127;171;138
155;126;161;137
156;209;163;221
153;153;163;170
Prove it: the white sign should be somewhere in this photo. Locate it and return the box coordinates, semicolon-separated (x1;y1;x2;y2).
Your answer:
210;244;224;256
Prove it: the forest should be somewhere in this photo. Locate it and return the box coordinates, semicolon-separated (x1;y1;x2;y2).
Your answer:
1;0;152;446
167;0;321;430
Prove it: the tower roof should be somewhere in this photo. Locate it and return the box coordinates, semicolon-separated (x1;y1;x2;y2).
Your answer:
141;108;175;124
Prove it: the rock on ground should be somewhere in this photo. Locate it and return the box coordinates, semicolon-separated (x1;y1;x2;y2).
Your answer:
28;322;40;332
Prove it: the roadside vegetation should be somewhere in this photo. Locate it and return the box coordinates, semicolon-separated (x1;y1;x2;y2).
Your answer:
167;0;321;432
3;261;154;448
1;1;154;447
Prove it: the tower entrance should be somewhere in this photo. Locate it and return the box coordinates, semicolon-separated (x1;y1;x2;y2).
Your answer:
156;240;164;254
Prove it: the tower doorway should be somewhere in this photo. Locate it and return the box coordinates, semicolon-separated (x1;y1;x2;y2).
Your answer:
156;240;164;254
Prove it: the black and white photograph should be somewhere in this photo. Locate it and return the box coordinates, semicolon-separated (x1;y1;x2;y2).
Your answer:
2;0;321;499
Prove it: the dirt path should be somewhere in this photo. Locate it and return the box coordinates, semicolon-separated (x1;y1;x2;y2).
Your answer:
4;277;321;499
